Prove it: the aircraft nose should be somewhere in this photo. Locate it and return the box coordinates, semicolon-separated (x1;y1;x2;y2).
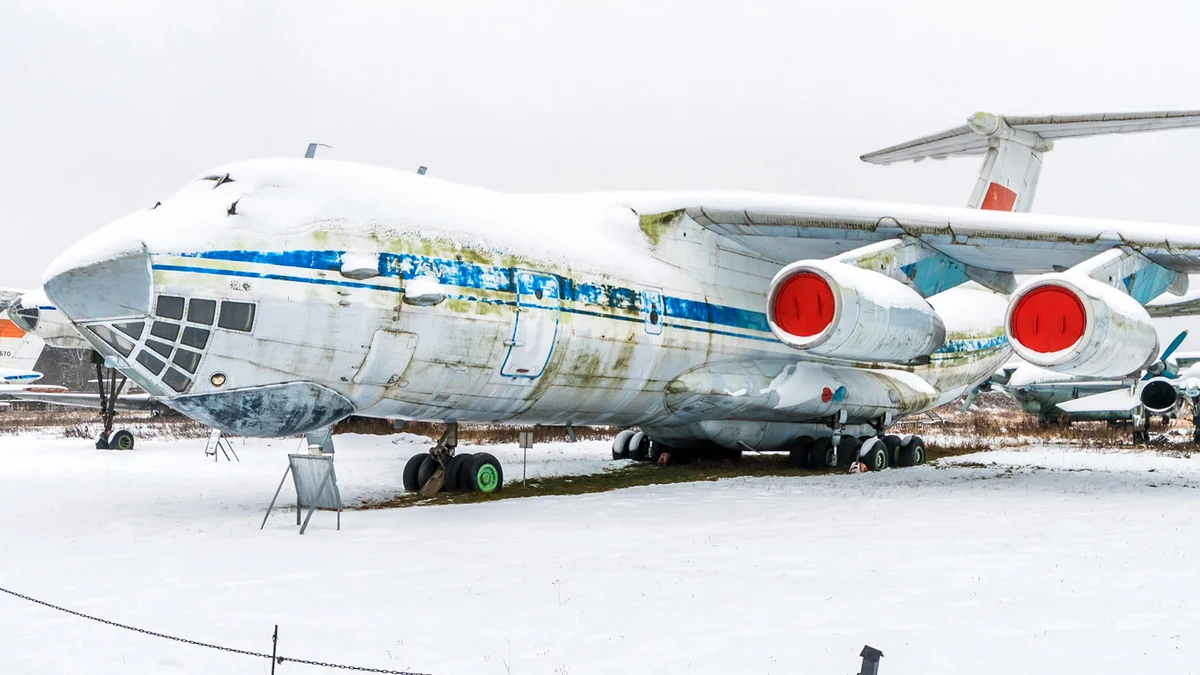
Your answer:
42;247;153;323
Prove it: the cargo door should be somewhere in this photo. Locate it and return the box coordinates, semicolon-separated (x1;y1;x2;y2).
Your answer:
501;271;560;378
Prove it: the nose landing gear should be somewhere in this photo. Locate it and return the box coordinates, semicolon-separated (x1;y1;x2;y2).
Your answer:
92;351;135;451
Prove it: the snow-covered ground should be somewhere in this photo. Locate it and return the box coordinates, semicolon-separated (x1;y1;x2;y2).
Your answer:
2;434;1199;674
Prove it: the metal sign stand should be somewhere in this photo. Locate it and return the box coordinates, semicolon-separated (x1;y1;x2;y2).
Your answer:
519;430;533;485
203;429;240;462
260;453;343;534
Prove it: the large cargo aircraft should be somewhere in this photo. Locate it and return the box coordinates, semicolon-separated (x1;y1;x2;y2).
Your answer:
28;110;1200;492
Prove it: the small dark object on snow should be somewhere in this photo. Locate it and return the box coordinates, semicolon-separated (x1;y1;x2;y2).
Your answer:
859;645;884;675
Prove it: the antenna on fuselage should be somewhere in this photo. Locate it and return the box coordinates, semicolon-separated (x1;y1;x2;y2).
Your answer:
304;143;332;159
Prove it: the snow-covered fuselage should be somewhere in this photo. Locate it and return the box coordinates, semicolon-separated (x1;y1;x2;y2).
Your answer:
41;160;1012;450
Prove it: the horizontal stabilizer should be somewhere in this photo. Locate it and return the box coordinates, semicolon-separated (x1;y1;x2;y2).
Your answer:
861;111;1200;165
1055;388;1140;414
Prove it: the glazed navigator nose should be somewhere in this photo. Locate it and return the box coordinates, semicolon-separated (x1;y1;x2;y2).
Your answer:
42;247;153;324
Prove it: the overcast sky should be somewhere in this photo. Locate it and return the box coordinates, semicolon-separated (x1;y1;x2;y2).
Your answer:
2;0;1198;288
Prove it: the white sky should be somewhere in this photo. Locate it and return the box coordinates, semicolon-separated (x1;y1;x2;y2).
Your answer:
2;0;1199;287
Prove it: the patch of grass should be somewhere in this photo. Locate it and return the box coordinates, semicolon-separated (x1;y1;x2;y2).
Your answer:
358;443;973;509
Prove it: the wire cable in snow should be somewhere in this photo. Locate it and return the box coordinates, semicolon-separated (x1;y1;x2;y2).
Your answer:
0;584;430;674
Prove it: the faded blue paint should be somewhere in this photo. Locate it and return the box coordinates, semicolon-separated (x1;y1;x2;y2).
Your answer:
903;255;971;297
162;248;1008;360
1124;263;1178;304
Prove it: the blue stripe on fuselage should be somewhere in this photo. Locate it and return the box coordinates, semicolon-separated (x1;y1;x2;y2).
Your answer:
164;249;1006;355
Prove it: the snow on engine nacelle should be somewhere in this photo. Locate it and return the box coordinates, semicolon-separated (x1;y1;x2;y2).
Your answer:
1005;274;1158;378
766;260;946;363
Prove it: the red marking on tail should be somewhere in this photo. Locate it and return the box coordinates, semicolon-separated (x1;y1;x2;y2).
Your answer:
0;319;24;339
981;182;1018;211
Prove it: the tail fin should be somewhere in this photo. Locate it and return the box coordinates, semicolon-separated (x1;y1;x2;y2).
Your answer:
0;312;45;372
861;111;1200;212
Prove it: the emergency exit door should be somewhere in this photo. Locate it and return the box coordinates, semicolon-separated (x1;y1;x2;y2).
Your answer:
501;271;560;378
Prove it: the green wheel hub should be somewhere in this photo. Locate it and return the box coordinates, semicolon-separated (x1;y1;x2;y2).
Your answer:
475;464;500;492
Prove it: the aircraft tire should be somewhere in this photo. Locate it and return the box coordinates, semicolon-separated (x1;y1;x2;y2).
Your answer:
787;436;814;468
612;430;635;460
807;437;834;469
649;441;669;464
860;438;887;471
402;454;426;492
444;454;469;492
628;432;650;462
110;430;135;451
836;436;862;466
898;436;926;467
882;435;902;466
468;453;504;493
416;455;439;490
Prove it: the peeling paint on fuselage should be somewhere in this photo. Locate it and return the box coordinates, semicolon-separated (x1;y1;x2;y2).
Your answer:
136;208;1012;446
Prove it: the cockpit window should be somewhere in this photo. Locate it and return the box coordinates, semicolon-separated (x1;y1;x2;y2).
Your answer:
155;296;185;320
11;306;39;332
162;367;191;393
187;299;216;325
218;301;255;332
88;325;134;358
150;321;180;341
115;322;145;340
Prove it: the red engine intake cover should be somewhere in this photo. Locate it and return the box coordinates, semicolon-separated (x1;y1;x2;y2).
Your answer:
772;272;835;337
1009;285;1086;353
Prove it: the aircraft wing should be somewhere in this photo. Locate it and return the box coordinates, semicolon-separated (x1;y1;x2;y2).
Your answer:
622;193;1200;275
10;392;163;412
1055;389;1141;414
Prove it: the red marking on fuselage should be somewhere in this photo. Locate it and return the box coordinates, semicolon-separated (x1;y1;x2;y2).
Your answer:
981;182;1018;211
0;319;25;339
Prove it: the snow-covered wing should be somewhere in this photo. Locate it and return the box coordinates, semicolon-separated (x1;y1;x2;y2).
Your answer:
622;192;1200;272
1055;389;1141;414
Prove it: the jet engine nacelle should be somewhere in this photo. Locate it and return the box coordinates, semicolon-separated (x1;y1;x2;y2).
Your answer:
766;260;946;363
1005;274;1158;378
1140;377;1178;414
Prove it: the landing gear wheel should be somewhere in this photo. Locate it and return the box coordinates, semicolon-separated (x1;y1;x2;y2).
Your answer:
808;437;835;469
860;438;888;471
110;429;135;451
628;431;650;462
468;453;504;493
612;430;635;460
444;454;469;492
882;435;902;466
787;436;814;468
402;454;426;492
452;453;476;490
835;436;862;467
898;435;927;467
416;455;439;490
95;433;110;450
649;441;670;464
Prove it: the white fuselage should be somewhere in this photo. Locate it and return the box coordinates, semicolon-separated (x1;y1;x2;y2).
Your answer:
41;159;1013;449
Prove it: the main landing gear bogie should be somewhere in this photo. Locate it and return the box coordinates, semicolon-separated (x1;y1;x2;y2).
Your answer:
787;433;926;471
402;422;506;496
